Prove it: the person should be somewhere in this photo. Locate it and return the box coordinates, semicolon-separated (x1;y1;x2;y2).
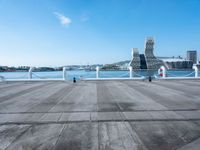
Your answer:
73;77;76;83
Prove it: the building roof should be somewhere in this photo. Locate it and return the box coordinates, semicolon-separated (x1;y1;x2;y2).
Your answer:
161;58;187;62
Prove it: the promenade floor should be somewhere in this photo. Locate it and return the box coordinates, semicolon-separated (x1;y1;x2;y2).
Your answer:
0;80;200;150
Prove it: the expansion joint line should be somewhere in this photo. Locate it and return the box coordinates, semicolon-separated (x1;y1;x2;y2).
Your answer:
52;124;66;150
114;98;148;150
5;125;32;150
97;121;100;150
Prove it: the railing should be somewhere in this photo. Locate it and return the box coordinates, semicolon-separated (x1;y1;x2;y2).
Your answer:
155;65;199;79
0;66;199;81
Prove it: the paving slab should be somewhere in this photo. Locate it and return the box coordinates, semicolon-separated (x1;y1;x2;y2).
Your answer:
5;124;64;150
0;83;65;113
53;123;98;150
91;112;122;121
0;124;30;150
0;113;44;124
176;110;200;119
40;113;62;122
59;112;90;122
123;112;153;120
0;82;42;98
98;122;147;150
149;111;184;120
129;121;200;150
178;137;200;150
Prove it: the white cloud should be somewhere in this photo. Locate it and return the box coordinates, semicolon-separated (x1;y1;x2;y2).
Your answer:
53;12;71;26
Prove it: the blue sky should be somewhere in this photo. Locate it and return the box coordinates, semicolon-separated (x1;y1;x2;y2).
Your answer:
0;0;200;67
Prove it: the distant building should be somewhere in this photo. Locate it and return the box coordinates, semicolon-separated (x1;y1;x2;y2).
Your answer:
140;54;148;69
119;63;129;70
160;57;193;69
187;50;197;64
130;48;140;69
130;37;165;70
144;37;165;69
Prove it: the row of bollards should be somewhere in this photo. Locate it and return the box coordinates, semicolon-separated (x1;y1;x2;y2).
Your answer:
28;65;199;82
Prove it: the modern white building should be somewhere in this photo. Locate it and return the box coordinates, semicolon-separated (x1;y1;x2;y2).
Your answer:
160;57;193;69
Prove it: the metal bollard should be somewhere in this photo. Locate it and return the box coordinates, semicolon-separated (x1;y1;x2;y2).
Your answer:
149;76;152;82
63;67;67;80
129;66;133;78
96;66;99;79
193;65;198;78
28;67;34;79
73;77;76;83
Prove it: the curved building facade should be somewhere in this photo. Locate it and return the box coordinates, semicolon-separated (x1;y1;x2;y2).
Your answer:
144;37;165;70
130;37;165;70
129;48;140;69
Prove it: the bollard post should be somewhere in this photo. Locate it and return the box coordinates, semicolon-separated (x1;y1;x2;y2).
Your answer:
193;65;198;78
28;67;34;79
129;66;133;78
63;67;67;80
149;76;152;82
96;66;99;79
73;77;76;83
160;66;166;78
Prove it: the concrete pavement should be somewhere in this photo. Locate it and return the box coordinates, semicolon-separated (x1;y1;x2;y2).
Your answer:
0;80;200;149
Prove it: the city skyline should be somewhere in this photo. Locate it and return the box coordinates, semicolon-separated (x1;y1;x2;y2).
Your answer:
1;0;200;67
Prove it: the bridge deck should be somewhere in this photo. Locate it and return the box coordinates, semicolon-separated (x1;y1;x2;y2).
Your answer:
0;80;200;150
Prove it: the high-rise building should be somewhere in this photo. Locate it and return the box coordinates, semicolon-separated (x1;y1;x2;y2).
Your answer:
130;37;165;70
187;50;197;64
129;48;140;69
144;37;165;70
